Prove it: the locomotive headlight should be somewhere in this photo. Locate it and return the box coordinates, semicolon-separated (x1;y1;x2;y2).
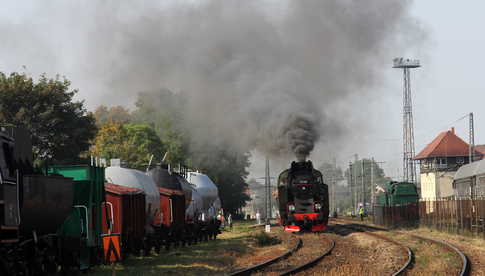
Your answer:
315;203;322;210
288;204;296;212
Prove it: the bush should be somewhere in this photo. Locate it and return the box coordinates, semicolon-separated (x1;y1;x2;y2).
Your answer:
253;231;281;247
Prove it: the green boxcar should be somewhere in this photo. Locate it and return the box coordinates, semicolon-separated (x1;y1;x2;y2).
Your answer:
49;165;106;270
376;181;418;206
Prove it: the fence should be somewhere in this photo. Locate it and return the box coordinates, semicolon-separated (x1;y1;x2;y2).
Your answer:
373;198;485;239
373;203;419;229
419;197;485;238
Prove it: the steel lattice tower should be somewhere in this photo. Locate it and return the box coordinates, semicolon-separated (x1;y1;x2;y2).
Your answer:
393;58;420;183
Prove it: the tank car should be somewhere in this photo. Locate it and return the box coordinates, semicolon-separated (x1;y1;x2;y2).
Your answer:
277;160;329;232
148;166;220;244
185;171;221;240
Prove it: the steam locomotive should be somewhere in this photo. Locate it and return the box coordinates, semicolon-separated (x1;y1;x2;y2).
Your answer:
277;160;329;232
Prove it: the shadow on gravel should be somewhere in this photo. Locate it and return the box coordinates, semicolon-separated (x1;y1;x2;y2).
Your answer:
325;223;387;236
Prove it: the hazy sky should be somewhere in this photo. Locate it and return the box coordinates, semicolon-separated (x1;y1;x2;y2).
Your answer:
1;1;484;180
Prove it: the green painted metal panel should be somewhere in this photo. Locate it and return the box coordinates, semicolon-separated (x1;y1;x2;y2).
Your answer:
376;181;418;206
49;164;106;270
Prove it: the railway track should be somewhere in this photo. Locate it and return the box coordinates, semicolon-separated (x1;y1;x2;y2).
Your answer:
332;218;470;276
330;223;412;276
229;232;335;276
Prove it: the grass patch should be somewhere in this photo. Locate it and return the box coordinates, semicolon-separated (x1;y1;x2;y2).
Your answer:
88;221;257;276
252;231;281;247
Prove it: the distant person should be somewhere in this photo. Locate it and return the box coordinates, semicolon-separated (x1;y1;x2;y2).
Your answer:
256;211;261;225
359;207;365;221
227;214;233;229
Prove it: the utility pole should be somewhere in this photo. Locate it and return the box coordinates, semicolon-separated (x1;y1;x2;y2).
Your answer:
469;112;475;163
361;159;365;210
264;156;271;223
353;154;358;213
371;158;374;214
332;157;337;215
349;162;354;215
393;58;420;183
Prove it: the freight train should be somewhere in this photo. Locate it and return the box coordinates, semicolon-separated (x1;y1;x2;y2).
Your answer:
277;160;329;232
0;127;222;275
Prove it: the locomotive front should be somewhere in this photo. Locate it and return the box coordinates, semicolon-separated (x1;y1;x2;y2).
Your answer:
277;160;329;232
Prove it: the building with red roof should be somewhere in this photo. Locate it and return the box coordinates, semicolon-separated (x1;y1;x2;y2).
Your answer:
414;128;483;199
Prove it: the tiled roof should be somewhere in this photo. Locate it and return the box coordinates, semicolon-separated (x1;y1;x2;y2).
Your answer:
414;128;483;159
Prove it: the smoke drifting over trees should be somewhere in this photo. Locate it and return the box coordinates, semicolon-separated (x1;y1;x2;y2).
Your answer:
0;0;423;160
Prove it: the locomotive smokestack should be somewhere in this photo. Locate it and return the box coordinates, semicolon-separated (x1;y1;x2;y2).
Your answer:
296;154;306;162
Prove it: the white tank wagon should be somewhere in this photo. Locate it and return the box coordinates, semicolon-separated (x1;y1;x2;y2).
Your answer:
185;172;220;220
185;187;204;221
105;164;161;229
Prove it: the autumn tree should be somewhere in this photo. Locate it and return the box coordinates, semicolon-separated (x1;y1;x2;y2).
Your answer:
133;89;251;213
90;122;165;169
94;105;132;125
0;72;97;163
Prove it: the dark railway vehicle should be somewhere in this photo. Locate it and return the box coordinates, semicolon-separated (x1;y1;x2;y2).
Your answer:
0;127;107;275
277;160;329;232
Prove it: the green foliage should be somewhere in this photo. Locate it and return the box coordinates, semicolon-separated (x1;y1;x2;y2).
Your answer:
253;231;281;247
133;89;251;213
90;122;165;169
0;72;97;162
94;105;132;125
188;142;251;214
132;89;187;165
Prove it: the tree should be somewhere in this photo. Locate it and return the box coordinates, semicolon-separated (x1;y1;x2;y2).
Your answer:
90;122;165;169
132;88;252;213
94;105;132;125
0;72;97;163
344;158;390;209
132;89;187;165
188;142;251;215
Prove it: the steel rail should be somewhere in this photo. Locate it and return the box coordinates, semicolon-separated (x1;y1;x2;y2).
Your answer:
333;218;470;276
401;232;469;276
228;237;302;276
278;238;335;276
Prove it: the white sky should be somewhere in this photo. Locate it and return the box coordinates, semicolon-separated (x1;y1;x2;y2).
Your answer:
252;1;485;180
1;1;485;180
